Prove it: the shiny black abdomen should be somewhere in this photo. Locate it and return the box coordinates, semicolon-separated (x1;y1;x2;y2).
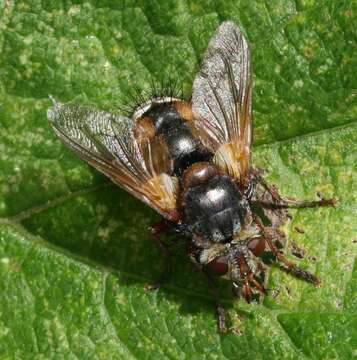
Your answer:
183;175;245;243
144;103;212;175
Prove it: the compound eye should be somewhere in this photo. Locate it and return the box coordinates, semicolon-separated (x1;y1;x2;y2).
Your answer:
248;236;266;256
206;256;229;276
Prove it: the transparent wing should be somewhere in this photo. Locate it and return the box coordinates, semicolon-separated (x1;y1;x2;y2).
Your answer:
192;21;252;181
48;102;179;220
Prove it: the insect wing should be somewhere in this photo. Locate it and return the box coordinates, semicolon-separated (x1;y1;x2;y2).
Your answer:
192;21;252;181
48;102;178;220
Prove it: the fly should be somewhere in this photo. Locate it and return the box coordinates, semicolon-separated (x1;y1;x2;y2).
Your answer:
47;21;336;333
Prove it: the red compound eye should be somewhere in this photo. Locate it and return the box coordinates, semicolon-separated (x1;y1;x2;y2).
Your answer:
206;256;229;276
248;236;266;256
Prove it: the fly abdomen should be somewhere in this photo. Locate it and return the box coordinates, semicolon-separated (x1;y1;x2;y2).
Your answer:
135;101;212;176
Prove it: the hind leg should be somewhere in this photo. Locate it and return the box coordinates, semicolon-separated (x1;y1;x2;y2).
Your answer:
252;169;336;209
144;221;173;291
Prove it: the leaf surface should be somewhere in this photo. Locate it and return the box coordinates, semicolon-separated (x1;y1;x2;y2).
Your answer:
0;1;356;359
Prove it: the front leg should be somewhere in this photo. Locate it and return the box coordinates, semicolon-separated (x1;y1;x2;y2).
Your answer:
189;257;228;333
253;214;320;285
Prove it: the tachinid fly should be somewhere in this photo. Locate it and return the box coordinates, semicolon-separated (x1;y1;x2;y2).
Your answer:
47;22;336;333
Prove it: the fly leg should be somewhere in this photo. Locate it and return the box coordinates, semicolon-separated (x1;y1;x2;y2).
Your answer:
190;259;227;333
233;252;266;303
252;169;336;209
253;214;320;285
144;220;172;291
259;195;336;209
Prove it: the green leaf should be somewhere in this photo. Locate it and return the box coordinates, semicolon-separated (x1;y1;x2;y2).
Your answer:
0;1;356;359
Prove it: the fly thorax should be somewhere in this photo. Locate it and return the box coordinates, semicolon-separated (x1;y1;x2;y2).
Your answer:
181;166;246;243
